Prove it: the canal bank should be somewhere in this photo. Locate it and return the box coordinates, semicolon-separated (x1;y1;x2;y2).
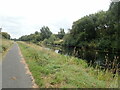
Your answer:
44;45;120;74
17;41;118;88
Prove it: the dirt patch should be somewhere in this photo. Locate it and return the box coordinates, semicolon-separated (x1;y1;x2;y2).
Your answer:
10;76;17;80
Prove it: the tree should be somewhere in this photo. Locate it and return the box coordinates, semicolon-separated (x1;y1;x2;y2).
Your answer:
19;26;53;44
57;28;65;39
40;26;52;40
35;31;39;35
19;35;28;41
63;1;120;52
1;32;11;39
48;34;56;44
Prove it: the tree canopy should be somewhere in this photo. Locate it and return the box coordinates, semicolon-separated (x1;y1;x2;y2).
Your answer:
19;26;52;43
63;1;120;52
19;1;120;52
0;32;11;39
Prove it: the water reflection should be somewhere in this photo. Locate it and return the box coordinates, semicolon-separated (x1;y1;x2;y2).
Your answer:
64;47;119;66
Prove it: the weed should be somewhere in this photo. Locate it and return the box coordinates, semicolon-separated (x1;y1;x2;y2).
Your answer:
18;41;118;88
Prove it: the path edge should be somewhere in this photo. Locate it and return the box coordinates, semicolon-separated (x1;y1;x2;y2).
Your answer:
17;43;39;88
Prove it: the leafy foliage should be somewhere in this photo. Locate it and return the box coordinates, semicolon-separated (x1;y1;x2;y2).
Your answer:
19;26;52;43
40;26;52;40
57;28;65;39
0;32;11;39
63;2;120;52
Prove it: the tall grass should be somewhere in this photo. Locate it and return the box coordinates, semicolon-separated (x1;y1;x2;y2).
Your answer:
18;41;118;88
0;38;14;59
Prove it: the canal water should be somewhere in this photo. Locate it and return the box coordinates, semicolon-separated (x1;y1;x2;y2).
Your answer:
45;45;120;72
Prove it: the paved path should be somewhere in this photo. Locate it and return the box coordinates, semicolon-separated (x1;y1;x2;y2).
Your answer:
2;43;32;88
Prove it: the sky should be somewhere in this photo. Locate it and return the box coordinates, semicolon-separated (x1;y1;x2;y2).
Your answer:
0;0;111;39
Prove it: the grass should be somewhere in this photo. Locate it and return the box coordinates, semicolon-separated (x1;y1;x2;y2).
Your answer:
17;41;118;88
0;38;14;60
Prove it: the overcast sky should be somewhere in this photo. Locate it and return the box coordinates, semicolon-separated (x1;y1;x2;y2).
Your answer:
0;0;111;39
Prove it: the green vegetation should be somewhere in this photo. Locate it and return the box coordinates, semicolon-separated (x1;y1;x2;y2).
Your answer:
63;2;120;52
0;32;11;39
57;28;65;39
18;41;118;88
16;2;119;88
18;2;120;53
19;26;52;44
0;32;13;59
0;38;13;60
18;26;65;46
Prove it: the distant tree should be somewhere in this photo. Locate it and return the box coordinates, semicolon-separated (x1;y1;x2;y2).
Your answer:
19;26;53;44
35;31;39;35
40;26;52;40
19;35;28;41
1;32;11;39
48;34;56;44
57;28;65;39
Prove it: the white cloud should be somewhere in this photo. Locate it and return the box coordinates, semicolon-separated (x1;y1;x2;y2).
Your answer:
0;0;111;39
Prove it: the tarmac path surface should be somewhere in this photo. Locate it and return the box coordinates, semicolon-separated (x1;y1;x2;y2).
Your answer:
2;43;32;88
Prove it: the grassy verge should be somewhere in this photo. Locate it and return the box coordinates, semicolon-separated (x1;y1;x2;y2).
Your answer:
0;38;14;60
18;41;118;88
